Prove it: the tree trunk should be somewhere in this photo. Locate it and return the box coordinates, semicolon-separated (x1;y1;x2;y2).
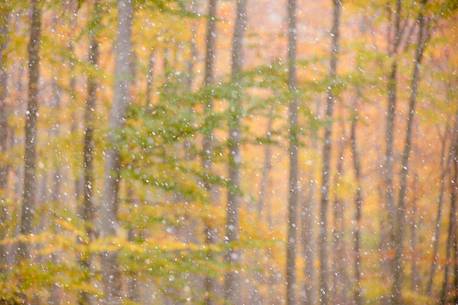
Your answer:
331;121;347;305
257;105;274;219
382;0;402;282
426;126;450;295
409;174;420;292
186;0;198;90
302;174;315;305
99;0;133;304
67;0;82;203
391;2;428;302
18;0;42;262
79;1;100;304
286;0;298;304
318;1;341;304
302;99;320;305
0;4;9;272
201;1;218;304
439;113;458;305
224;0;247;304
350;93;363;305
126;185;141;303
48;34;63;304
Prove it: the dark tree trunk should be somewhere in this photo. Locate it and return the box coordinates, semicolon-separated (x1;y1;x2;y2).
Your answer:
351;17;366;305
350;95;364;305
382;0;402;283
18;0;42;262
0;4;9;272
439;114;458;305
286;0;298;304
224;0;247;304
318;1;341;304
391;2;428;302
409;174;420;292
99;0;133;304
79;1;100;304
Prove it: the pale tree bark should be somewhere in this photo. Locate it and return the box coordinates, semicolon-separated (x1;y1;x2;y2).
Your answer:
49;18;63;303
0;3;10;272
331;120;347;305
99;0;133;304
391;2;429;302
67;0;82;201
79;1;100;304
425;126;450;295
224;0;247;303
302;99;320;305
201;1;218;304
286;0;298;304
18;0;42;262
125;185;140;303
318;1;341;304
261;105;277;305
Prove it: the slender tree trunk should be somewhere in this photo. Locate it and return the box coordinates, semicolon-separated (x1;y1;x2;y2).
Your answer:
0;4;9;272
67;0;82;202
350;94;363;305
302;99;320;305
257;105;274;218
187;0;198;90
18;0;42;262
382;0;402;282
286;0;298;304
302;174;315;305
409;174;420;292
454;208;458;305
201;1;218;304
48;38;63;305
224;1;247;304
247;105;274;305
99;1;133;304
318;1;341;304
426;127;450;295
125;185;141;303
391;2;428;302
79;2;100;304
455;210;458;305
439;114;458;305
331;121;347;305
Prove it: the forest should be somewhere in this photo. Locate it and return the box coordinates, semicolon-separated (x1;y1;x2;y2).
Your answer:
0;0;457;304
